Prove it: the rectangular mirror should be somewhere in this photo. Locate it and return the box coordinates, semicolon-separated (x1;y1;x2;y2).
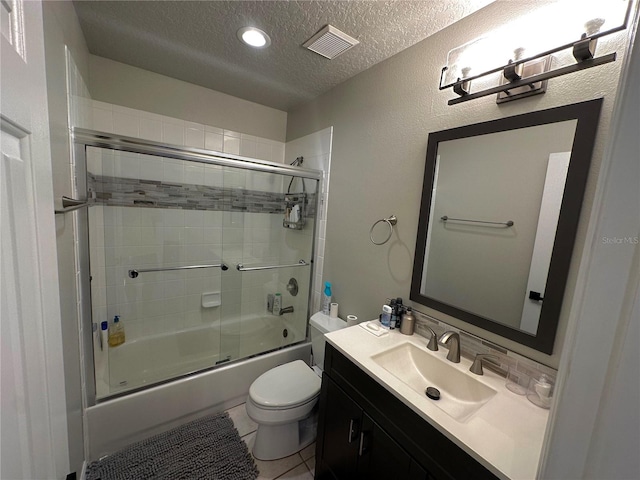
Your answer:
411;99;603;354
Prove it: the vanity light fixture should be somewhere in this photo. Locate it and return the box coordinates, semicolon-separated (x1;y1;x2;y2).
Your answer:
237;27;271;48
440;0;633;105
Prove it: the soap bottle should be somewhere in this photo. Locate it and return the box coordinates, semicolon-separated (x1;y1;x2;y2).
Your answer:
321;282;332;315
108;315;125;347
400;307;415;335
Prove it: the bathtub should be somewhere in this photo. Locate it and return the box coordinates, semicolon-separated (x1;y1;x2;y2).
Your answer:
87;316;310;460
100;314;305;397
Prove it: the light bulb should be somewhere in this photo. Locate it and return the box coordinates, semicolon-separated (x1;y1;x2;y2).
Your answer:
584;18;606;36
237;27;271;48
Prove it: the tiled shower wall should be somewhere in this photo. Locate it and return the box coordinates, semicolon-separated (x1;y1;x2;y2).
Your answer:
284;128;333;314
73;97;286;162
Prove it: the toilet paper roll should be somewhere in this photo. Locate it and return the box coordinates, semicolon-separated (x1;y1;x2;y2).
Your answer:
330;303;339;318
346;315;358;327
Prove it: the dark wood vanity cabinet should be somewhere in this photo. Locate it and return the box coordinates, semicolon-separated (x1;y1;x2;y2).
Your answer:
319;376;421;479
315;344;498;480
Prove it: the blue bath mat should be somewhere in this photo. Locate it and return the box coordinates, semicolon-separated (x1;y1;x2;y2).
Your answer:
85;412;258;480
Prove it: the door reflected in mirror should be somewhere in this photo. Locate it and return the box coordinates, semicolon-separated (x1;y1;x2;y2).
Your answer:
411;100;603;354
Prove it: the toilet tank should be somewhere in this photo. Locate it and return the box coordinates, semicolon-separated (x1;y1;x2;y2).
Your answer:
309;312;347;370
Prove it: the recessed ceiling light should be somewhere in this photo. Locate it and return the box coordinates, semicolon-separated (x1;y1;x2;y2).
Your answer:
237;27;271;48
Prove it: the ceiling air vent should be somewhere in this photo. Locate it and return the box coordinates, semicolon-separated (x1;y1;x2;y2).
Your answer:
303;24;359;60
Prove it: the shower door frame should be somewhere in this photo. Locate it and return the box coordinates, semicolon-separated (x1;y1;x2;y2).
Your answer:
71;128;323;406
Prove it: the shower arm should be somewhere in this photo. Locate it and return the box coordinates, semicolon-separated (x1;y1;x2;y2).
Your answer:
287;156;306;194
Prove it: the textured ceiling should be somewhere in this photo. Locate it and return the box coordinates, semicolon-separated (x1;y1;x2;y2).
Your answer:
73;1;494;111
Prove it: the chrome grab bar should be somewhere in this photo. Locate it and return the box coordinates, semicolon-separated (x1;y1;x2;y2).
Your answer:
128;263;228;278
236;260;308;272
441;215;514;227
55;196;92;214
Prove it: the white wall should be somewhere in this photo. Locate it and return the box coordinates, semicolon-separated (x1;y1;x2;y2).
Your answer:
89;55;288;142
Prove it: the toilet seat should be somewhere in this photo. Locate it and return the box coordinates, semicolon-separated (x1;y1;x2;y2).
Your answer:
249;360;321;410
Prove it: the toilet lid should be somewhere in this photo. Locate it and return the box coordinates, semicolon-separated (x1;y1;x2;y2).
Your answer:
250;360;321;409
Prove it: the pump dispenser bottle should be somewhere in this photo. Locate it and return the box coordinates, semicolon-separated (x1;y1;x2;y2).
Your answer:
400;307;415;335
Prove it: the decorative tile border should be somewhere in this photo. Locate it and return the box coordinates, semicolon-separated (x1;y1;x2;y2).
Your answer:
88;173;316;216
412;309;558;382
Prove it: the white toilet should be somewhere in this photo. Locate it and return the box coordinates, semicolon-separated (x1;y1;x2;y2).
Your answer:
245;312;347;460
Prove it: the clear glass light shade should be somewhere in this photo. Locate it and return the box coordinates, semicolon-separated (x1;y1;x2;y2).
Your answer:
440;0;631;88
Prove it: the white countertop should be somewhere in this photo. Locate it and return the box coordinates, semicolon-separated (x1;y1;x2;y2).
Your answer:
325;325;549;480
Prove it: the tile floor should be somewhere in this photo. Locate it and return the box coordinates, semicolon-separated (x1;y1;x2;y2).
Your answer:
226;403;316;480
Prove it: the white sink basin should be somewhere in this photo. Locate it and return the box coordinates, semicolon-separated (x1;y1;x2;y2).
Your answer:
371;343;497;422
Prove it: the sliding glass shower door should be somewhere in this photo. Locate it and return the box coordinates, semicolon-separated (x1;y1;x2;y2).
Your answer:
85;142;318;400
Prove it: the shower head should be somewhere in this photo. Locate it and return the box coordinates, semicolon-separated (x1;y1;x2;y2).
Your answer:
289;156;303;167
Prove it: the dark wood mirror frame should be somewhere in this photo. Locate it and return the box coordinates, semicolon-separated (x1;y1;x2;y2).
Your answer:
410;98;603;354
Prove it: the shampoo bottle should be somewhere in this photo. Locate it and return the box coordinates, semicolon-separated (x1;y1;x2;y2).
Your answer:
321;282;332;315
108;315;125;347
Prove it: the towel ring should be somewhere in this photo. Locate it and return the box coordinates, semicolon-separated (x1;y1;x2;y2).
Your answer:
369;215;397;245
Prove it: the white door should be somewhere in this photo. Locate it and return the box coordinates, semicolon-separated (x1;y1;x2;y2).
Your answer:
1;0;69;478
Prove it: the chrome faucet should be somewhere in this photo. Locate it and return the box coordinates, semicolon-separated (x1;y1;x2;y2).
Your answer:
425;326;439;351
279;306;294;315
469;354;499;375
439;331;460;363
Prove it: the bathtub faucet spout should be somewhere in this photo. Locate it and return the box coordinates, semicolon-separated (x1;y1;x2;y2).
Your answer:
280;306;294;315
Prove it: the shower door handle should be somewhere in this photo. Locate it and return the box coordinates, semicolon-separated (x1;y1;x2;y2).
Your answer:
128;263;229;278
236;260;308;271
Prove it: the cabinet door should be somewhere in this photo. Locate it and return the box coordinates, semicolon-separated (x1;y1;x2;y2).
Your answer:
357;413;412;479
320;377;363;479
